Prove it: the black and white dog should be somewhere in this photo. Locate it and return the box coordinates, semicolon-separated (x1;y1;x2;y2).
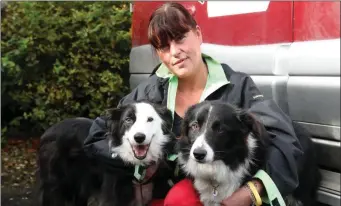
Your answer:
37;101;177;206
102;101;177;206
176;101;321;206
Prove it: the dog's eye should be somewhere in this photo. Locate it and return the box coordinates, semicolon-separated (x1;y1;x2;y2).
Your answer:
125;117;133;123
189;122;199;131
212;122;223;133
147;117;154;122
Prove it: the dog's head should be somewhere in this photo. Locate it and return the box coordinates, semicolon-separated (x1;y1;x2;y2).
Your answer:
177;101;268;178
105;101;173;165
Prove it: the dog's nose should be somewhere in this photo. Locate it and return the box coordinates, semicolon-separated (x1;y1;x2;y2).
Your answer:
134;133;146;144
193;148;207;161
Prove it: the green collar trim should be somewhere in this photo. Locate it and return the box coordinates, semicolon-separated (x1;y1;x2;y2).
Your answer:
155;62;173;78
155;53;230;116
200;53;230;101
254;170;286;206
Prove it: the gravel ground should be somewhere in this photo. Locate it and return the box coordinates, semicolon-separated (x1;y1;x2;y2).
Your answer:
1;186;39;206
1;138;40;206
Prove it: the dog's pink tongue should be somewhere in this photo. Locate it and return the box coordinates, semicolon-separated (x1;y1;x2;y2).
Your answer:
134;145;148;157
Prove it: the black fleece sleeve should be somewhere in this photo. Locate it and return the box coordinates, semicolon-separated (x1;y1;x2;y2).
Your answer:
83;117;134;175
241;76;304;197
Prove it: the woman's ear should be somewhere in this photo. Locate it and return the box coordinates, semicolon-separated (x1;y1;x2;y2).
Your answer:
195;25;203;43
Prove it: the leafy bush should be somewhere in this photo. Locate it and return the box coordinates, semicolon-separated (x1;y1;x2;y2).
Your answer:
1;2;131;139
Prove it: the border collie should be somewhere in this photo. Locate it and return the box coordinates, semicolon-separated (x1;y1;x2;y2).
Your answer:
176;101;321;206
37;101;176;206
102;101;176;206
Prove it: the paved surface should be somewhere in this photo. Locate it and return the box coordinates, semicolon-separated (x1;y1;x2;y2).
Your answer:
1;186;39;206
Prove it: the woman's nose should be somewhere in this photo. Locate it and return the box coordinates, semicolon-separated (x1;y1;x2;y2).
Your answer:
169;42;181;56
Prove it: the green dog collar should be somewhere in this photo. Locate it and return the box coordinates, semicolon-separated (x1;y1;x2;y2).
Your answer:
134;165;147;182
167;154;178;161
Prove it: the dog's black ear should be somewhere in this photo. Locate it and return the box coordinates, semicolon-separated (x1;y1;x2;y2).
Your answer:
103;108;122;121
102;107;123;132
237;110;261;136
154;104;173;130
179;105;196;141
180;119;187;138
237;110;269;145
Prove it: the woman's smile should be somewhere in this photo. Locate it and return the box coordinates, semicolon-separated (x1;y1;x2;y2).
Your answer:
173;57;188;66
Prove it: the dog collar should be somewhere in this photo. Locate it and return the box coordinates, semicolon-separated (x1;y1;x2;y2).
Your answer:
167;154;178;161
133;154;179;184
133;162;159;185
134;165;147;182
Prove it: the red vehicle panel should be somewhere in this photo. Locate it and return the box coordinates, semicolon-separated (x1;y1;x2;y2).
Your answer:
192;2;293;46
293;1;340;41
131;1;340;47
132;2;293;47
131;2;165;47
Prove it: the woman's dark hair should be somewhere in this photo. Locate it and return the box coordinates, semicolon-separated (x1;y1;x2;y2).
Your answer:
148;2;197;50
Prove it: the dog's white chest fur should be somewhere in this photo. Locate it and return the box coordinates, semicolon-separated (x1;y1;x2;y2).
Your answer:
178;133;256;206
195;179;240;206
180;158;248;206
192;162;244;206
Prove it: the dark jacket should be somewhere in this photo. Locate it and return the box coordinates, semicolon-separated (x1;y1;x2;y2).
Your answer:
83;55;303;199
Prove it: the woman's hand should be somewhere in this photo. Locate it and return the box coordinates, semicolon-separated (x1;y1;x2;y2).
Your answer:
220;179;264;206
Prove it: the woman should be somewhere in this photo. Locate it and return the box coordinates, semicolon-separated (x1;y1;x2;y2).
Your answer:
84;2;303;206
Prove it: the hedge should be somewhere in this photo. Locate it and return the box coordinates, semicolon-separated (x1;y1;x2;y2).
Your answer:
1;1;131;142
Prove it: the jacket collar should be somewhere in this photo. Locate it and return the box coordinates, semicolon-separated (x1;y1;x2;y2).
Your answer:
155;53;230;117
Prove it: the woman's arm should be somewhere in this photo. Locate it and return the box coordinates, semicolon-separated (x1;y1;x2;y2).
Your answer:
222;75;303;205
221;179;263;206
242;76;303;196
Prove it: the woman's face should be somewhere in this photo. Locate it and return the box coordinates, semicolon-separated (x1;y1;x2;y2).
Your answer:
156;26;203;79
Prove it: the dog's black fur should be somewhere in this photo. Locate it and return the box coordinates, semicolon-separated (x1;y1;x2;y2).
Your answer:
37;102;177;206
37;117;101;206
176;101;321;206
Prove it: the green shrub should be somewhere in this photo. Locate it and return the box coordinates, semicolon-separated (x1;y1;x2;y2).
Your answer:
1;2;131;139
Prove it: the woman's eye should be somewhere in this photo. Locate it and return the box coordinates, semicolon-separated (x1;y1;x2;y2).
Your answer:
176;35;186;43
158;46;170;52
